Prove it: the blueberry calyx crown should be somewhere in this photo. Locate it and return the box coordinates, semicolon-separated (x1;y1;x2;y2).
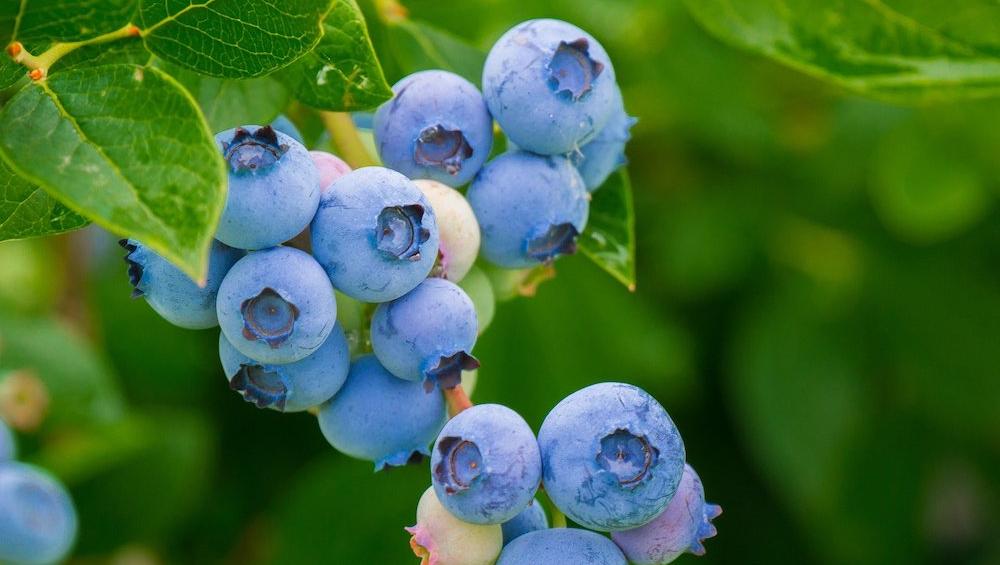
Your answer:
597;429;658;486
526;223;580;263
422;351;480;392
547;38;604;101
434;436;484;495
690;503;723;556
240;287;300;348
222;125;288;174
229;364;288;411
377;204;431;261
414;124;474;175
118;239;144;298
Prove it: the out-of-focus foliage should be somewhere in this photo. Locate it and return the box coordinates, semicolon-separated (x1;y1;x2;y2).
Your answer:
1;1;999;564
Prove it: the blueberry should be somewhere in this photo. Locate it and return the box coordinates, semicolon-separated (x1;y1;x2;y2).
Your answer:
457;266;495;335
371;278;479;390
497;528;627;565
431;404;541;524
216;246;336;364
611;464;722;564
214;125;320;250
218;323;349;412
374;70;493;187
414;179;480;282
483;19;617;155
406;486;502;565
573;85;636;191
537;383;686;531
270;114;305;145
309;150;352;193
501;498;548;545
120;238;242;329
0;418;14;462
468;152;589;268
317;355;447;470
0;462;77;565
310;167;440;303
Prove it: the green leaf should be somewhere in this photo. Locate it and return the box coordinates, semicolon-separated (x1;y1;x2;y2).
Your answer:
139;0;330;78
0;159;89;240
281;0;392;111
0;63;225;281
161;62;291;132
578;169;636;290
51;36;151;73
6;0;135;43
381;18;485;84
685;0;1000;103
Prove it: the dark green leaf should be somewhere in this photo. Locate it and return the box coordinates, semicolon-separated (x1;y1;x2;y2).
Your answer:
139;0;329;78
0;57;23;90
0;64;225;281
685;0;1000;103
51;36;151;73
281;0;392;111
161;61;291;132
7;0;135;43
0;159;89;240
381;18;485;84
578;169;636;290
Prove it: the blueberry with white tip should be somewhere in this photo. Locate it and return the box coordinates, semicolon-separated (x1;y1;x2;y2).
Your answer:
497;528;626;565
538;382;686;531
214;125;320;250
468;152;588;268
120;239;242;329
310;167;440;303
414;179;480;282
406;486;502;565
371;278;479;391
0;462;78;565
574;85;635;191
501;498;548;545
431;404;541;524
611;464;722;564
218;323;349;412
216;246;336;364
318;355;447;470
375;70;493;187
483;19;617;155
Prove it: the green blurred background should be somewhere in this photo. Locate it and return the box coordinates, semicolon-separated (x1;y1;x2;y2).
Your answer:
2;1;999;563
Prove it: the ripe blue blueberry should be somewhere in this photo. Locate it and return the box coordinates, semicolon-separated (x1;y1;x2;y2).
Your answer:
414;179;480;282
497;528;627;565
371;278;479;391
374;70;493;187
0;462;77;565
574;85;636;191
468;152;589;268
431;404;541;524
537;382;685;532
270;114;304;145
0;418;14;462
218;323;349;412
483;19;617;155
120;239;242;329
407;486;502;565
317;355;447;470
214;125;320;250
501;498;547;545
611;464;722;564
216;246;336;364
310;167;440;303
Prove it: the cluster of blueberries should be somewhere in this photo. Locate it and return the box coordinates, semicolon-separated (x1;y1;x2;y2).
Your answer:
0;418;77;565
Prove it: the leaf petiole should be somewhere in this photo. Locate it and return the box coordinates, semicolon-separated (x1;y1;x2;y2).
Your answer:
6;23;140;80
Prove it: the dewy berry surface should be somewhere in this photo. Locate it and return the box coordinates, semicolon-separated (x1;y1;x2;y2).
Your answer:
371;278;479;390
496;528;627;565
468;151;589;269
213;125;320;250
317;355;447;470
611;464;722;564
537;382;686;531
120;238;243;330
574;84;636;191
430;404;542;525
218;323;349;412
0;462;78;565
310;166;440;303
375;70;494;187
216;246;336;364
482;19;617;155
406;486;502;565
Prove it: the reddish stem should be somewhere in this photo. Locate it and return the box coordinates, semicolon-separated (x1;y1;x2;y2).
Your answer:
443;385;473;417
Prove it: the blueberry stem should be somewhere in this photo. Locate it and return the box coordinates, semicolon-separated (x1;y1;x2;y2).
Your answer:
551;507;567;528
319;111;378;169
443;385;473;417
7;23;141;80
